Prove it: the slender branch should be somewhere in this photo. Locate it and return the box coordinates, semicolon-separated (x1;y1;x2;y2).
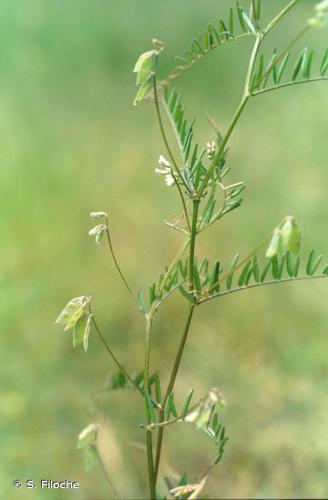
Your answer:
105;225;136;302
154;304;195;482
189;199;200;292
148;400;200;430
199;34;263;198
90;310;144;398
144;314;156;498
252;77;328;96
153;76;193;206
263;0;301;35
199;274;328;304
152;239;190;310
96;446;122;499
160;33;254;87
244;34;263;94
198;96;249;197
255;25;310;89
207;237;270;294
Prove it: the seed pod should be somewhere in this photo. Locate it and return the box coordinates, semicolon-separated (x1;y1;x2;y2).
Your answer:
280;216;301;254
266;228;282;257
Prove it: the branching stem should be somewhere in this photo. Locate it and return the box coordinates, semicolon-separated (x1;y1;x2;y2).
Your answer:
199;274;328;304
144;314;156;498
105;224;136;302
263;0;301;35
90;310;144;397
154;304;195;482
252;77;328;96
153;76;193;231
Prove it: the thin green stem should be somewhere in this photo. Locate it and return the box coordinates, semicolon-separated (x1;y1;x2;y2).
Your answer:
160;33;253;86
207;237;270;294
90;311;144;397
199;34;263;198
198;96;249;197
152;239;190;310
189;199;200;292
244;34;263;93
152;76;193;221
250;0;260;30
96;446;122;499
252;77;328;96
263;0;301;35
105;226;136;301
255;25;310;89
199;274;328;304
154;304;195;482
144;314;156;499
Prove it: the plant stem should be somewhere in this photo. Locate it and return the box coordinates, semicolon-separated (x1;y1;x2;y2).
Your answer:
90;311;144;398
207;236;270;294
144;314;156;498
255;25;310;89
199;274;328;304
152;76;193;226
199;33;263;198
263;0;300;35
154;304;195;482
153;239;190;306
252;76;328;96
96;446;122;499
105;226;135;301
189;199;200;292
244;34;263;93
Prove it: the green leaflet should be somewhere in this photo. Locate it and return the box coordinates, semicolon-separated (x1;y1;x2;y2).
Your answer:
320;48;328;76
252;255;260;283
164;88;195;166
238;260;252;287
179;285;196;304
145;390;156;423
252;46;328;94
286;251;294;277
168;392;178;418
137;290;147;313
226;254;240;290
210;261;221;293
293;255;301;277
193;265;202;293
181;389;194;415
306;250;323;276
162;2;255;83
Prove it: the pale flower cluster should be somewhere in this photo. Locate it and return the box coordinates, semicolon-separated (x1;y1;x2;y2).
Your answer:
155;155;175;186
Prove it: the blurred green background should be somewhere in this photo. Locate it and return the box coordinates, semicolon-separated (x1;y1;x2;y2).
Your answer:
1;1;328;498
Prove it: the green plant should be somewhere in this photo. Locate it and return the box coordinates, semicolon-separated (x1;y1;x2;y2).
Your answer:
56;1;328;498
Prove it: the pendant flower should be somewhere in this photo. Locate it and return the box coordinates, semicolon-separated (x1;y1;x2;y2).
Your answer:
155;155;175;186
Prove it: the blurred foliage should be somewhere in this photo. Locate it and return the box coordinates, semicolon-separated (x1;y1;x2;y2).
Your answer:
1;0;328;498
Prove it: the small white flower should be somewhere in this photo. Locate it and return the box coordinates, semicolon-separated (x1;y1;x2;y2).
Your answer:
88;224;106;244
206;141;216;159
158;154;171;168
90;211;108;219
155;155;175;186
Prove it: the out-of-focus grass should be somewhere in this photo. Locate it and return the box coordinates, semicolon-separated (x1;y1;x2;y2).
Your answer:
1;1;328;498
